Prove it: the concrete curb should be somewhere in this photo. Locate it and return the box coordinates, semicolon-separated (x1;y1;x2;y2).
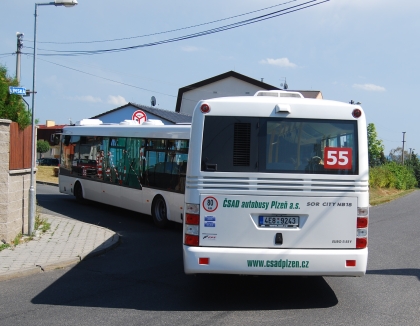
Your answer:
0;267;41;282
80;234;120;260
0;234;120;282
36;181;58;187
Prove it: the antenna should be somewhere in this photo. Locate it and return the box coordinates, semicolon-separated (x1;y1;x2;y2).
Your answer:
280;77;288;90
151;96;156;106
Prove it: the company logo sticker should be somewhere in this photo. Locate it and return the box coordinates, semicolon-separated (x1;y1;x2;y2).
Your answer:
204;216;216;221
203;196;218;212
204;222;216;227
202;233;217;240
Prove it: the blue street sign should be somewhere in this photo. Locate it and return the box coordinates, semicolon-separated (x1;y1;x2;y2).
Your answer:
9;86;26;95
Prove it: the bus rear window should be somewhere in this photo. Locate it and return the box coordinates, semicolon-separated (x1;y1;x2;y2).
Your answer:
201;116;358;175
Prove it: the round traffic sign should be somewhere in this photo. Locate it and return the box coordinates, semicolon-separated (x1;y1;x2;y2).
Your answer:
132;110;147;124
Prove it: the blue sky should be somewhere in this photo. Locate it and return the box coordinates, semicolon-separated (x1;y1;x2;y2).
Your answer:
1;0;419;154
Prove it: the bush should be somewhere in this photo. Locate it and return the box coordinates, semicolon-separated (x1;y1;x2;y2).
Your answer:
370;162;417;190
0;65;31;129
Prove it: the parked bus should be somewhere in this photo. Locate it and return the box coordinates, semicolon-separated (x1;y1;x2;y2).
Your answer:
183;90;369;276
59;119;190;227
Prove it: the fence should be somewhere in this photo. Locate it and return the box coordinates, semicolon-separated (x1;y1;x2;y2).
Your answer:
9;122;32;170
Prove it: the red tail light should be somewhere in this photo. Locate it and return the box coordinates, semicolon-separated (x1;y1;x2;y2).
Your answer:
186;213;199;225
356;207;368;249
357;217;368;228
356;238;368;249
200;104;210;113
185;234;199;246
352;108;362;118
185;204;200;246
346;260;356;267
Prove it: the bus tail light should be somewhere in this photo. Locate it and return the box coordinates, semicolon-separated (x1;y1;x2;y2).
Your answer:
346;260;356;267
185;234;199;246
357;217;368;228
352;108;362;118
356;238;368;249
185;203;200;247
356;207;368;249
200;103;210;114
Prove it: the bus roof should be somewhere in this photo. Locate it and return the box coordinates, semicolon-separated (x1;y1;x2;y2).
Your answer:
62;123;191;139
195;96;364;120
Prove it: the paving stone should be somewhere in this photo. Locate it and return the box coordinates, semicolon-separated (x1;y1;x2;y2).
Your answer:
0;213;119;281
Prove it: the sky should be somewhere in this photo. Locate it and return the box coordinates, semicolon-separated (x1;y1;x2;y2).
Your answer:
1;0;419;155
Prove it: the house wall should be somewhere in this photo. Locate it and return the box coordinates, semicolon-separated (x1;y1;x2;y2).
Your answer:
179;77;265;115
96;105;173;125
37;128;62;159
0;119;30;243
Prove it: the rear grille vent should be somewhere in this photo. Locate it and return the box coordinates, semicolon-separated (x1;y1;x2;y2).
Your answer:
233;123;251;166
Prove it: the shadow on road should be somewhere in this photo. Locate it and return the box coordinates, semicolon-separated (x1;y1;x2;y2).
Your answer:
33;189;338;311
367;268;420;281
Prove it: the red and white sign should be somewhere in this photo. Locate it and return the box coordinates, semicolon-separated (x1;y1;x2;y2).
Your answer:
324;147;352;170
203;196;218;212
132;110;147;124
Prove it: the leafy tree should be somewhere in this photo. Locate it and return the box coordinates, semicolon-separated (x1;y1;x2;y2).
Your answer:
407;150;420;187
389;147;410;164
367;123;385;167
37;140;50;158
0;64;31;129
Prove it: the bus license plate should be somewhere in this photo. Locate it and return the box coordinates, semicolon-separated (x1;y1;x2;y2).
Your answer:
258;216;299;228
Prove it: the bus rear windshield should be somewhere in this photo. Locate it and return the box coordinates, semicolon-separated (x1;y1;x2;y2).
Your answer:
201;116;358;175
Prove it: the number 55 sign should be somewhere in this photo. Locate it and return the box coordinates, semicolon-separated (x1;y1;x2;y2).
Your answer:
324;147;352;170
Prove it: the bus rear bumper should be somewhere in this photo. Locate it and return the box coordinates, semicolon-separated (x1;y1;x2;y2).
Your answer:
183;246;368;276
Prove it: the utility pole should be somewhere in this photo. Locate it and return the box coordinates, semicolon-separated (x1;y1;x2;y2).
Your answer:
402;132;406;165
16;32;24;84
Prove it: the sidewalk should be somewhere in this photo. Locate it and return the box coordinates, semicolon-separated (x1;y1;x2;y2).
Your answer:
0;213;119;282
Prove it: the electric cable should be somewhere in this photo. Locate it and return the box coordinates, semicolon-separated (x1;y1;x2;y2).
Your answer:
32;0;299;44
25;0;329;57
34;55;178;98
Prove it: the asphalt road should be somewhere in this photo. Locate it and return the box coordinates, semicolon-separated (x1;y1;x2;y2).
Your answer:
0;184;419;326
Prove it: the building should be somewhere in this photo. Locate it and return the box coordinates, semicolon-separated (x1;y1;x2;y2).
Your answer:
37;120;65;159
175;70;323;115
91;102;192;125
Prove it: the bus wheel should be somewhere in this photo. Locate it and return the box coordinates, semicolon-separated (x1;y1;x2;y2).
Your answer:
74;182;84;203
152;196;168;228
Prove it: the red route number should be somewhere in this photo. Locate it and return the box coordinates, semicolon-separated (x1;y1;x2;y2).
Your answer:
324;147;352;170
132;110;147;124
203;196;218;212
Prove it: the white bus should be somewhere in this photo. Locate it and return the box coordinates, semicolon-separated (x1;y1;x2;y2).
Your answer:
183;91;369;276
59;119;190;227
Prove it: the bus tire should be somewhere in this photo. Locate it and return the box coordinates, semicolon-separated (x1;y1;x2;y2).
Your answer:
74;181;84;203
152;195;168;228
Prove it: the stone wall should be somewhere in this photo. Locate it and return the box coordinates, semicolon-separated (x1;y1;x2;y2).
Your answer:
0;119;31;243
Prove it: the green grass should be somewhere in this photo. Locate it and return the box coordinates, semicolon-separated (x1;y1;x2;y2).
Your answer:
0;212;51;252
0;243;11;251
370;187;416;206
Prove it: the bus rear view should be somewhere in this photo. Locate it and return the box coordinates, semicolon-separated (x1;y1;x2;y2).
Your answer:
183;91;369;276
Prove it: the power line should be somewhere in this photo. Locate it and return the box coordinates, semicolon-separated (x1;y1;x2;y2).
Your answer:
25;0;329;57
31;55;247;103
33;55;178;98
32;0;299;45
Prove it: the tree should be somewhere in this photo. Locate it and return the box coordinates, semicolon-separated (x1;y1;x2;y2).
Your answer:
389;147;410;164
407;150;420;187
367;123;385;167
37;140;50;158
0;64;31;129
